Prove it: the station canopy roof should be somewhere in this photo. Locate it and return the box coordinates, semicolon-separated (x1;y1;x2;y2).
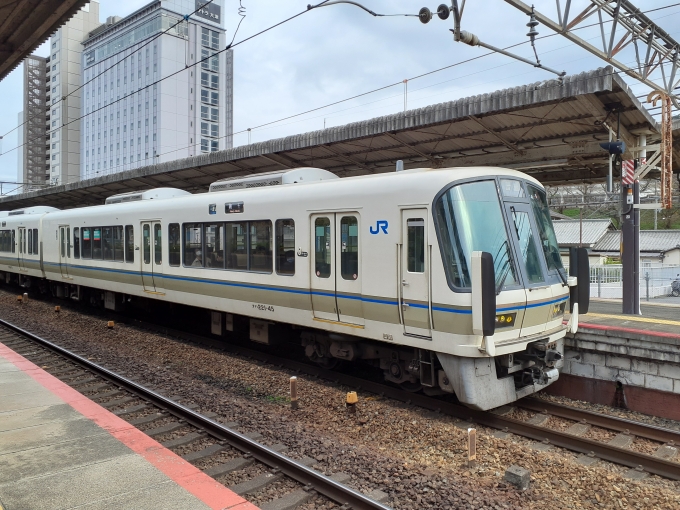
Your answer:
1;66;674;211
0;0;88;81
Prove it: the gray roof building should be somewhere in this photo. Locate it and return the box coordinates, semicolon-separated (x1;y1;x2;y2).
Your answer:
552;219;614;248
593;230;680;258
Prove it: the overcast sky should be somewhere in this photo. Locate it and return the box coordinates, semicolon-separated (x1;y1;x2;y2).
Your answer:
0;0;677;186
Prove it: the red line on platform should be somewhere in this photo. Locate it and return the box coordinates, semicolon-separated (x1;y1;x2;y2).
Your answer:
0;342;259;510
579;321;680;340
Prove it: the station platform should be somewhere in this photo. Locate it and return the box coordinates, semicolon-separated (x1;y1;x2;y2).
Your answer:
551;299;680;420
579;299;680;340
0;342;258;510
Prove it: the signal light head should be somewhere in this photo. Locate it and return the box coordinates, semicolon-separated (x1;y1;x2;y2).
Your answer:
599;141;626;155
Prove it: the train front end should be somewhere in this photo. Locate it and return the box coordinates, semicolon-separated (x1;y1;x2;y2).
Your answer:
433;174;587;410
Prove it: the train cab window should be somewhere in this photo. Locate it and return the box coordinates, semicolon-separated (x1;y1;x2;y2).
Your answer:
314;217;331;278
340;216;358;280
143;224;151;264
154;224;162;265
103;227;114;260
82;228;92;258
125;225;134;263
184;223;203;267
275;219;295;276
204;223;224;268
500;179;526;198
407;219;425;273
73;228;80;259
435;180;518;291
92;227;102;259
225;222;247;270
168;223;180;266
249;221;272;273
114;226;124;261
67;228;70;258
510;207;544;284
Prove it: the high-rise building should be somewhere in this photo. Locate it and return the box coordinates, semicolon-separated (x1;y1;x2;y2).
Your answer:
18;2;101;188
19;55;47;190
80;0;233;179
46;2;102;185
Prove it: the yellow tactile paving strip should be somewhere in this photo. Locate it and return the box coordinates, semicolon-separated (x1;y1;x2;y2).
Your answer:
584;312;680;327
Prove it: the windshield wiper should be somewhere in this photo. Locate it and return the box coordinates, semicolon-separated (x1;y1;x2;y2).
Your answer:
494;240;515;295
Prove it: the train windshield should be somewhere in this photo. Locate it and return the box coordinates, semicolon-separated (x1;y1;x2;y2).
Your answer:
435;180;518;291
527;184;565;275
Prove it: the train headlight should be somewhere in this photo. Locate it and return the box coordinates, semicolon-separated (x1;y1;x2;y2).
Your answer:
551;301;567;319
495;312;517;328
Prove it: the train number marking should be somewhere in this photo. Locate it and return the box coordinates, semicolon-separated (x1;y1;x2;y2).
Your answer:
369;220;388;235
252;304;275;312
383;333;393;341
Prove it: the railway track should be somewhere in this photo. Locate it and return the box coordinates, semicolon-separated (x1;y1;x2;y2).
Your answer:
0;318;392;510
116;317;680;482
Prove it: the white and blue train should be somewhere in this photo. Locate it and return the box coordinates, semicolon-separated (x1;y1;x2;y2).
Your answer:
0;166;588;410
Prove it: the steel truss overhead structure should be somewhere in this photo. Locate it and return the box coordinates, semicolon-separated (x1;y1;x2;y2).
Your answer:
0;66;671;211
503;0;680;107
22;55;47;191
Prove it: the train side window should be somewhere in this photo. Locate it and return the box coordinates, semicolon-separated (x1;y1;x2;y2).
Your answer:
154;223;162;265
113;226;124;261
407;219;425;273
125;225;134;263
340;216;358;280
314;217;331;278
27;229;32;255
67;228;70;258
143;224;151;264
82;228;92;258
92;227;102;259
34;229;38;255
275;219;295;276
103;227;113;260
204;223;224;269
11;231;14;254
183;223;203;267
59;229;64;258
168;223;180;266
73;228;80;259
249;221;272;273
225;222;247;270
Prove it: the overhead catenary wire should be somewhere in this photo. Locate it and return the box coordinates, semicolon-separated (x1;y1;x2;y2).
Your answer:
0;0;218;141
0;0;333;160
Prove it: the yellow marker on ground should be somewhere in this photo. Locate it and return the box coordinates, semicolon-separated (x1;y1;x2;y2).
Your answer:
586;312;680;327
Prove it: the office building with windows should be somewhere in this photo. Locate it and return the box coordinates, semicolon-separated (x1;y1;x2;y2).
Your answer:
18;2;101;188
79;0;233;179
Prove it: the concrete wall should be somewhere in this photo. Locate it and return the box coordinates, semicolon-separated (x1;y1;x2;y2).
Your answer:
561;327;680;394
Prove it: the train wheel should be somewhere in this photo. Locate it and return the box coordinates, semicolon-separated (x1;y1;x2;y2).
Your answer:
673;289;680;297
400;381;423;393
313;357;339;370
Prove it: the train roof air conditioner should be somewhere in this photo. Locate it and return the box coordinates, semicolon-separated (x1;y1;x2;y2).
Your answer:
209;168;338;193
7;206;60;216
105;188;192;205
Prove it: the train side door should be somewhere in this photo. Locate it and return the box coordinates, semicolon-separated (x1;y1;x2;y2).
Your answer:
336;213;363;326
505;203;551;336
17;227;26;271
141;221;164;294
310;214;337;321
400;210;431;337
58;226;70;278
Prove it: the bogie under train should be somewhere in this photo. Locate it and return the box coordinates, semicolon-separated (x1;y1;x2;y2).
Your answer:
0;166;587;410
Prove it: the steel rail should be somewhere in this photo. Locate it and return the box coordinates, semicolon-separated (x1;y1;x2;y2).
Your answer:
0;318;391;510
518;398;680;445
128;322;680;481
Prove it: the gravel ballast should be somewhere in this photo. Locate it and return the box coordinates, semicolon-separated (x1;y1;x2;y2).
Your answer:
2;289;680;509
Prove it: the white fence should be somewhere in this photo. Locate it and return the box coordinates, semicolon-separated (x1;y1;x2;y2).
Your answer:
587;264;680;300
